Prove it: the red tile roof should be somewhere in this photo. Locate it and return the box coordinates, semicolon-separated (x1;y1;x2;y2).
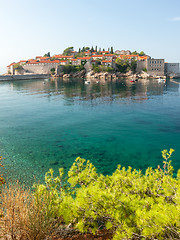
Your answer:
91;55;104;58
7;62;16;67
39;60;60;63
77;57;91;60
103;54;114;57
28;62;39;64
102;60;112;62
100;51;109;53
56;55;73;58
138;56;148;60
39;57;50;60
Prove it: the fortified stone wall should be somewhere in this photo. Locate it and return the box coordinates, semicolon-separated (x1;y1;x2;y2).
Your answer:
147;59;165;76
23;64;58;74
136;60;147;72
165;63;180;74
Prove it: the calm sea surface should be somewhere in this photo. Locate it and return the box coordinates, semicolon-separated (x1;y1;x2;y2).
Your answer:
0;78;180;185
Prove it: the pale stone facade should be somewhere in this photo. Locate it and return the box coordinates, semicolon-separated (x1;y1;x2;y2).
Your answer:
23;63;62;74
115;50;131;55
164;63;180;75
136;59;147;72
147;59;165;76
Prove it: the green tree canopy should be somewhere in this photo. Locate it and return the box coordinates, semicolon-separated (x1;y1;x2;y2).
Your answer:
115;58;129;73
63;47;74;56
131;50;138;55
139;51;145;56
90;46;94;52
44;52;50;57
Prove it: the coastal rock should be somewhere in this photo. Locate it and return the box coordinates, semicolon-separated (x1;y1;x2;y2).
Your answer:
63;74;71;79
139;71;150;79
72;70;86;78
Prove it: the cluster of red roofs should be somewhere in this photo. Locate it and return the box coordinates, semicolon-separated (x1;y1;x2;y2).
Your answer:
7;50;149;67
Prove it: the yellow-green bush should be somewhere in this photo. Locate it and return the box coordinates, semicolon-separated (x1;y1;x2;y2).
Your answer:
2;149;180;239
33;148;180;239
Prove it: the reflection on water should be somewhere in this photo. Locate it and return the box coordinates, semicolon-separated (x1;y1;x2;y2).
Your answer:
0;78;179;185
10;78;169;102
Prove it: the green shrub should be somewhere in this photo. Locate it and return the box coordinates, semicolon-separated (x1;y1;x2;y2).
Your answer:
32;148;180;239
62;65;84;74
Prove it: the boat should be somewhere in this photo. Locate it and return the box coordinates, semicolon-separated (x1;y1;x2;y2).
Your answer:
85;80;90;84
157;77;166;83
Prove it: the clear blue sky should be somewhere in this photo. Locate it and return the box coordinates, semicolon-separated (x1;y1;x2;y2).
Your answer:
0;0;180;73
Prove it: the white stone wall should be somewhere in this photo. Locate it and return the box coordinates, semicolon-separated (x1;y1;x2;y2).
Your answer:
136;60;147;72
147;59;165;76
165;63;180;74
23;63;62;74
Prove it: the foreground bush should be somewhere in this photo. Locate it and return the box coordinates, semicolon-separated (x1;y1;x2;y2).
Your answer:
32;148;180;239
0;182;61;239
1;149;180;239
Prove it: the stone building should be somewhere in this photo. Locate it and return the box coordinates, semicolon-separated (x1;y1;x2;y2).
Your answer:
164;63;180;76
146;59;165;76
115;50;131;55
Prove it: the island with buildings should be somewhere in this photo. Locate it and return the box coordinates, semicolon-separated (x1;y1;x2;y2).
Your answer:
4;47;180;81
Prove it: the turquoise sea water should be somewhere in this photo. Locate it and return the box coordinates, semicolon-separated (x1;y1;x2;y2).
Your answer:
0;78;179;185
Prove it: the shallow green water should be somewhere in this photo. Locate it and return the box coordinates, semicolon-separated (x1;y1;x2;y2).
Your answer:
0;78;179;185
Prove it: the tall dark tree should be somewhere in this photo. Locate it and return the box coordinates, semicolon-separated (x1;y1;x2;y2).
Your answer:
44;52;50;57
95;46;97;52
82;47;86;52
99;47;101;52
110;47;114;54
78;48;81;53
103;48;105;51
90;46;94;52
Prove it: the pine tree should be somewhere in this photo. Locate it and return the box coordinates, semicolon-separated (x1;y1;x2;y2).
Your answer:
90;46;94;52
110;47;114;54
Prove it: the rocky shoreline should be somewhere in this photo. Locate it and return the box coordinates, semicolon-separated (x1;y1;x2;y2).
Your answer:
52;70;162;81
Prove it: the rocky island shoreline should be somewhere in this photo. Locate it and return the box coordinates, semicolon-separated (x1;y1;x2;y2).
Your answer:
55;70;157;82
5;46;180;81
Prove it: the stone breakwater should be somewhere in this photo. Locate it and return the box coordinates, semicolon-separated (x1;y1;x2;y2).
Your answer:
0;74;50;81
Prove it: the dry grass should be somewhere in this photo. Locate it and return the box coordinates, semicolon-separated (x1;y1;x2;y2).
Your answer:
0;182;60;240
